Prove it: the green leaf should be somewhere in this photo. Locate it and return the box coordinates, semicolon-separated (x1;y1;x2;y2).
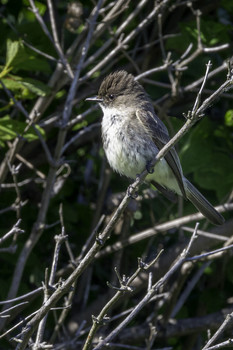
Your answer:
22;0;47;18
19;77;50;97
13;55;51;73
6;39;20;68
0;115;45;142
72;120;88;131
166;20;230;52
193;154;233;198
5;39;26;70
1;74;50;98
180;118;233;198
4;39;51;75
55;89;66;99
225;109;233;127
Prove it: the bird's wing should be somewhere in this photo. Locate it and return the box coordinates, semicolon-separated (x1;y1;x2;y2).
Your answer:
136;108;186;198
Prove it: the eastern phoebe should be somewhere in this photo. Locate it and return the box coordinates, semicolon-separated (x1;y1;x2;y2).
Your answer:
86;70;224;225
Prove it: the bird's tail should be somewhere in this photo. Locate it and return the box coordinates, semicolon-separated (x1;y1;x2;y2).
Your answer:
184;178;224;225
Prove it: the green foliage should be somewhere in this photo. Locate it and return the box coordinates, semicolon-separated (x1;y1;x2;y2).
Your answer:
221;0;233;13
166;19;230;52
72;120;88;131
1;74;50;98
5;39;24;70
2;39;50;74
225;109;233;127
0;39;51;99
180;118;233;198
22;0;47;18
0;115;45;145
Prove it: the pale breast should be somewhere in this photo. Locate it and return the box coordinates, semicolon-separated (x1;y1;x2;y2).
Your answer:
101;107;182;195
101;108;156;178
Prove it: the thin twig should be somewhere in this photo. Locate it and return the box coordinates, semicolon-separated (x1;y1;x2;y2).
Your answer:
96;203;233;258
83;252;163;350
202;312;233;350
29;0;73;79
0;220;24;245
93;225;199;349
62;0;104;126
0;79;54;166
192;60;212;114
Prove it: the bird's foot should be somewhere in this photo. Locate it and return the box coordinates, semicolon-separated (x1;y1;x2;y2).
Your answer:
127;184;138;199
146;160;154;174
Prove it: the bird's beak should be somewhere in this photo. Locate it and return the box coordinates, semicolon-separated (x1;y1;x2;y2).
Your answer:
86;96;103;102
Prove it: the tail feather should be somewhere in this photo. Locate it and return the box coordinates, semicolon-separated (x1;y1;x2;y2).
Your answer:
184;178;224;225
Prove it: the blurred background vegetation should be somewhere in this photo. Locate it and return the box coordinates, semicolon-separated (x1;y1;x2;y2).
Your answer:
0;0;233;349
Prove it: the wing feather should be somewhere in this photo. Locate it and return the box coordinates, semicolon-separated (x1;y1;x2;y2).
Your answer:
136;107;186;198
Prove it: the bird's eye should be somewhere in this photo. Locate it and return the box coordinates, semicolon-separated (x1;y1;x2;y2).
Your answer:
108;94;114;100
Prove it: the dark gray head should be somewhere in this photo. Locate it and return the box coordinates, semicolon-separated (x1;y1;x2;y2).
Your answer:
87;70;149;110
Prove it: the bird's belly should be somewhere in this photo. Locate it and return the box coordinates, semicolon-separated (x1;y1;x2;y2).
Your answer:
102;117;154;178
104;131;151;178
105;135;181;194
102;114;181;194
147;158;182;195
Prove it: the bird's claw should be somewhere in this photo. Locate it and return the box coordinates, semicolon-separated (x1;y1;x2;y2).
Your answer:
146;161;154;174
127;184;138;199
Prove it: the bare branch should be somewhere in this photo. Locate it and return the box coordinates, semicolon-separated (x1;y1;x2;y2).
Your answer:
28;0;73;79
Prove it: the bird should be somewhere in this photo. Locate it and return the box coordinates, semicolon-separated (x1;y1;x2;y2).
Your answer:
86;70;224;225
